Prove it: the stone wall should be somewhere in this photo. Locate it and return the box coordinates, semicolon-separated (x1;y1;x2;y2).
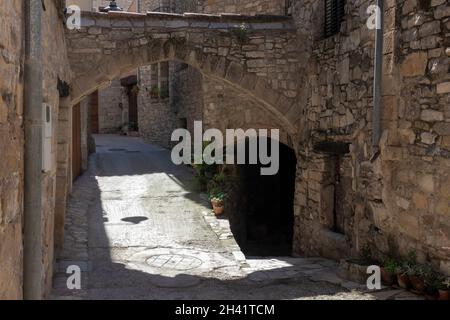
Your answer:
291;0;450;275
199;0;287;15
98;79;127;133
171;63;204;138
391;0;450;272
0;0;24;300
42;1;72;297
138;64;179;147
202;77;291;144
0;0;72;298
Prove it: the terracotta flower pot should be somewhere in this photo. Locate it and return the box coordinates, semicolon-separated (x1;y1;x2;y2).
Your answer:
439;289;450;301
212;204;224;216
381;268;396;286
397;274;411;289
211;199;224;216
409;275;425;293
211;199;224;207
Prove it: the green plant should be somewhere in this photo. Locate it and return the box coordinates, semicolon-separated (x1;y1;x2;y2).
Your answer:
130;84;140;95
213;172;227;184
393;250;419;275
416;264;433;278
442;278;450;290
191;141;217;192
406;250;417;265
128;121;138;131
232;23;249;44
360;245;374;264
382;257;399;274
150;86;160;98
159;86;169;99
209;187;227;202
423;269;441;289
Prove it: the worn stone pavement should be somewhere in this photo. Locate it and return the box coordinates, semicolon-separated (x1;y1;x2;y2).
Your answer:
51;135;418;300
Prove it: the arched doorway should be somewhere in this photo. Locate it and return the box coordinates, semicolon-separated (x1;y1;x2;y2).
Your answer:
228;137;297;256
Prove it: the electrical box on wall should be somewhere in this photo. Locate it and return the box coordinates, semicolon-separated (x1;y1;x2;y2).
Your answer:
42;103;53;173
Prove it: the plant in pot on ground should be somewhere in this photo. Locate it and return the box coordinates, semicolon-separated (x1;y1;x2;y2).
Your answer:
424;272;442;300
408;264;431;294
438;277;450;300
395;250;418;290
395;262;411;290
381;257;399;286
209;187;227;216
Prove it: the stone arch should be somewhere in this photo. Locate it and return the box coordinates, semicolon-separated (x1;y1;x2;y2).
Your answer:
66;11;300;139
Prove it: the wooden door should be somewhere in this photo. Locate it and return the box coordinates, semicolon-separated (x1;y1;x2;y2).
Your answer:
72;103;82;181
128;86;138;130
90;90;99;134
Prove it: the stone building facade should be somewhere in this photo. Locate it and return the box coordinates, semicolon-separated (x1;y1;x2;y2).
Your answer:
0;0;25;300
98;78;129;133
1;0;449;300
127;0;450;273
291;0;450;274
0;0;74;299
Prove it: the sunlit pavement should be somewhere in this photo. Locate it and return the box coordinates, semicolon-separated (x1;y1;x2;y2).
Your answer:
51;135;418;300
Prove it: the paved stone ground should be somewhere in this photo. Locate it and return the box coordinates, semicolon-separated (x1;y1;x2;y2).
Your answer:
52;135;419;300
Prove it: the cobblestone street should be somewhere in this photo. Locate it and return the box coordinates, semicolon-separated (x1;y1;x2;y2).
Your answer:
52;135;416;300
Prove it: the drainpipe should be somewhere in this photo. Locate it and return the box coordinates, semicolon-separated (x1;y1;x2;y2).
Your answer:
372;0;384;147
23;0;43;300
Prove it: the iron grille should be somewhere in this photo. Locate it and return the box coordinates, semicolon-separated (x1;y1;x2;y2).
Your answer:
324;0;346;37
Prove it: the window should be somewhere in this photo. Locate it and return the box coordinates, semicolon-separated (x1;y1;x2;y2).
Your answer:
324;0;346;37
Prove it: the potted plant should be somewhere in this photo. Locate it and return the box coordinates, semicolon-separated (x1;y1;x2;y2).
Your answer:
396;250;419;290
396;262;411;290
438;278;450;300
209;188;226;216
150;86;160;99
381;257;398;286
424;271;440;300
409;264;429;294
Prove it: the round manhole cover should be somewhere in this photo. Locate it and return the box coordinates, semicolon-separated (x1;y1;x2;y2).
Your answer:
145;254;203;271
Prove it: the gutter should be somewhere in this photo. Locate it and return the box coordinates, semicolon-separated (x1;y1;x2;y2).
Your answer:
23;0;43;299
372;0;384;147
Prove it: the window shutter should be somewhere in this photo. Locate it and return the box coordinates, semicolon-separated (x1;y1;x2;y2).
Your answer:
324;0;346;38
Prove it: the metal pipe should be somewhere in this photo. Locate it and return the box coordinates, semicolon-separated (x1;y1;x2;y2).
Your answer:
23;0;43;300
372;0;384;146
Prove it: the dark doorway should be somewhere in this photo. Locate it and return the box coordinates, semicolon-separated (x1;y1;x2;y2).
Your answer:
128;86;138;130
313;141;352;235
89;90;99;134
232;138;297;256
121;75;139;131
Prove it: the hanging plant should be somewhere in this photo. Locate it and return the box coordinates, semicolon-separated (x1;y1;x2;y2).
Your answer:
232;23;249;44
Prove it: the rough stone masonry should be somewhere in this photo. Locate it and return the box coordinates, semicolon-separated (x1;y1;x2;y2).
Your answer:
1;0;450;300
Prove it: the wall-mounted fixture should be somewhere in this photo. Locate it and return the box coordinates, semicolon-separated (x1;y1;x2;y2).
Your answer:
100;1;123;12
57;78;70;98
42;103;53;173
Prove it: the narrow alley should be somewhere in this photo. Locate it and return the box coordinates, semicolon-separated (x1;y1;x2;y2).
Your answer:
51;135;415;300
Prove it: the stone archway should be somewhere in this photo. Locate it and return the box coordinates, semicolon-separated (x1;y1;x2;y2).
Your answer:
222;136;297;256
66;11;301;138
